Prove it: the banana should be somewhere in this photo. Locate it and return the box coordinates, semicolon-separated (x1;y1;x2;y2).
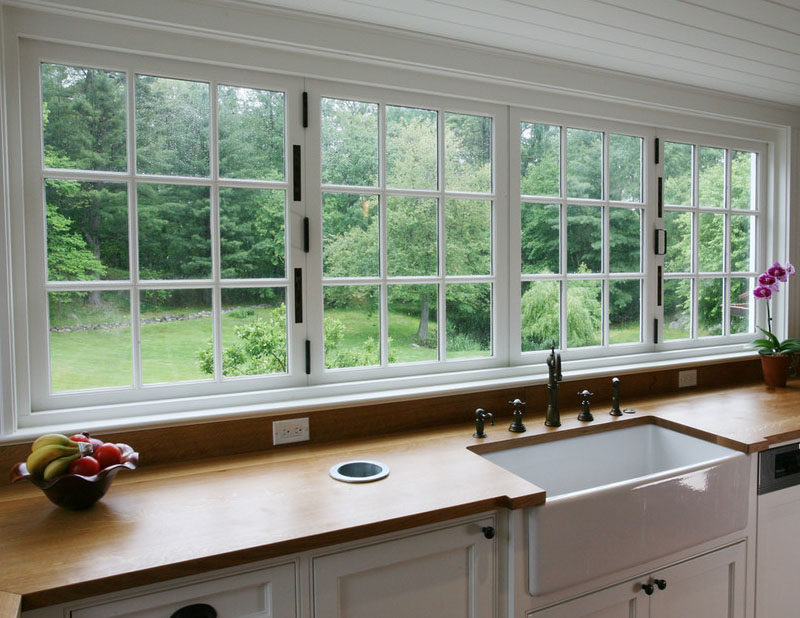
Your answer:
31;433;79;451
26;442;91;477
42;453;81;481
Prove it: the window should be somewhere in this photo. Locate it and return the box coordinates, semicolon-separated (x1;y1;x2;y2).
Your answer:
319;96;496;370
8;37;769;428
661;139;759;342
518;119;646;354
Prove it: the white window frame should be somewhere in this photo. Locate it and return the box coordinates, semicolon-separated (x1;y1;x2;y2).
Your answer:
509;108;656;365
0;6;789;437
655;129;767;352
17;40;308;423
305;80;510;383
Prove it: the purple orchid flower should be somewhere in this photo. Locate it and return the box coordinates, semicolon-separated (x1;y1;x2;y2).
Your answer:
753;285;773;300
768;261;788;282
758;273;779;291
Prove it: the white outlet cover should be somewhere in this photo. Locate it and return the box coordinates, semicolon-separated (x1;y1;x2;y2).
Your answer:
273;418;310;445
678;369;697;388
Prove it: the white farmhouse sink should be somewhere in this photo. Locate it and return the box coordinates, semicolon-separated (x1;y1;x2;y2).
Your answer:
478;423;749;596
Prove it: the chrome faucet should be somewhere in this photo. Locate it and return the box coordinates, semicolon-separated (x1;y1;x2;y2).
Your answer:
473;408;494;438
545;346;562;427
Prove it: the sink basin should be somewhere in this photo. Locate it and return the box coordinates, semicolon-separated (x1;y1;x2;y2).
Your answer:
477;423;749;596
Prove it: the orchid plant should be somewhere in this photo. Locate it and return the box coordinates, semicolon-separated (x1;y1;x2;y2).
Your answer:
751;261;800;356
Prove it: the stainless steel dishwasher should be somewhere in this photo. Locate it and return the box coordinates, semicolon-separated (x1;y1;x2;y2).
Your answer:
756;442;800;617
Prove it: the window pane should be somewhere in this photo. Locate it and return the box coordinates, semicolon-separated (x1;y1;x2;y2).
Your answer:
215;288;286;377
664;278;691;340
445;112;492;193
521;123;560;197
323;193;379;278
698;212;723;272
698;278;723;337
220;188;285;279
446;284;491;358
41;63;126;172
218;85;284;181
609;207;641;273
138;184;211;279
731;151;756;210
49;291;131;391
609;134;642;202
521;203;559;274
141;288;212;384
730;277;753;335
521;280;559;352
567;280;601;347
323;285;380;369
446;199;491;275
698;146;724;208
386;105;437;190
387;197;438;276
136;75;209;177
45;180;128;281
730;215;755;273
321;98;378;187
609;280;640;344
567;205;601;273
566;128;602;199
664;211;691;273
388;284;438;364
664;142;692;206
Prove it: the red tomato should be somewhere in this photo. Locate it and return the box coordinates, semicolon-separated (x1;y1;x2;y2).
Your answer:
94;443;122;469
69;433;90;443
68;456;100;476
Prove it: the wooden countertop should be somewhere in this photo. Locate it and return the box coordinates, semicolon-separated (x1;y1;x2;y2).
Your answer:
2;380;800;614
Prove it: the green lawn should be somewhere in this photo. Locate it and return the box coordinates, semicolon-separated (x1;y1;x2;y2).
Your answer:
50;305;490;390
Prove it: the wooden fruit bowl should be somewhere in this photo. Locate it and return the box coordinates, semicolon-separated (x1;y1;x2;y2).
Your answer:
10;444;138;510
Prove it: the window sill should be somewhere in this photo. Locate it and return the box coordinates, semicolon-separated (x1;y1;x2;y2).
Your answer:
3;346;759;444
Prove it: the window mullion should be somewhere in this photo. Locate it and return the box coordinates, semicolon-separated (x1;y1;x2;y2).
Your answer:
128;68;143;390
379;102;388;367
209;79;223;382
437;107;447;362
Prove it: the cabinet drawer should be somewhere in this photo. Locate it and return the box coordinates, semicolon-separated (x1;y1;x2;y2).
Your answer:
69;562;296;618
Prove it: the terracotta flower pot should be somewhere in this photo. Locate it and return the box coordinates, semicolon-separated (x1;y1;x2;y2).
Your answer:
760;354;792;387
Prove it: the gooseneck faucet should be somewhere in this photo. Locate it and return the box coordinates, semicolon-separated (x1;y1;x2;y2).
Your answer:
473;408;494;438
545;346;562;427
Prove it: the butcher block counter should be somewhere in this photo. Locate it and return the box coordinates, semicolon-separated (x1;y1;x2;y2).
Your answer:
2;379;800;615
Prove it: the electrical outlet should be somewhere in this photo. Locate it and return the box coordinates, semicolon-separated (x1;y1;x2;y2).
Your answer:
678;369;697;388
273;417;310;445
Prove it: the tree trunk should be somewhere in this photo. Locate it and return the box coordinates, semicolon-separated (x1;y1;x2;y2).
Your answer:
417;292;429;343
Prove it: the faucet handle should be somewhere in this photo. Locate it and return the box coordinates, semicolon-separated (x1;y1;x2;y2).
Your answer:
508;399;527;433
577;389;594;422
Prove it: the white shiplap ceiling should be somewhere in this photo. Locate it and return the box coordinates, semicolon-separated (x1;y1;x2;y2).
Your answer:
247;0;800;107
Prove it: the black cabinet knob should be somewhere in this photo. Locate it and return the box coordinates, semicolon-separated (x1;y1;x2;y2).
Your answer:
655;578;667;590
482;526;495;539
642;583;654;596
170;603;217;618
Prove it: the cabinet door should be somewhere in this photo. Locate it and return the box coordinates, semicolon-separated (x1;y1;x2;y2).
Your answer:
527;579;646;618
756;485;800;617
69;562;296;618
313;517;496;618
649;542;745;618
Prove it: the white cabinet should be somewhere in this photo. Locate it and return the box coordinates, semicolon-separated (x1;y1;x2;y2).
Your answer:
528;542;745;618
756;483;800;617
67;562;296;618
313;515;497;618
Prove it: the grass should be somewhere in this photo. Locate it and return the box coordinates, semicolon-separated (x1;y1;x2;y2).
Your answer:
49;304;489;390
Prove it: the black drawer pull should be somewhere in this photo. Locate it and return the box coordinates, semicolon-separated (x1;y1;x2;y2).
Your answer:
482;526;495;539
170;603;217;618
655;578;667;590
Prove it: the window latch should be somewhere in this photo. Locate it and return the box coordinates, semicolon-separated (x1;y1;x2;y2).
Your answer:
654;229;667;256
